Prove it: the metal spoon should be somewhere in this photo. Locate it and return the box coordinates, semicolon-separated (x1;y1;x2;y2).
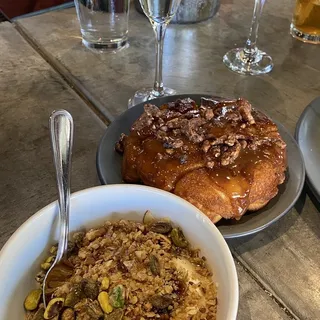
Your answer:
42;110;74;307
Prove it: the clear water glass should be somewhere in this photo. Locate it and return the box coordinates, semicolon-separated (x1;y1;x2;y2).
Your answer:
74;0;130;51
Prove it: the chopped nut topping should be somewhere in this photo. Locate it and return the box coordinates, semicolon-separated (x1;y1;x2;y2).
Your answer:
171;139;184;149
240;140;248;149
204;109;214;121
179;154;188;164
167;118;181;129
211;146;221;158
221;141;242;166
160;125;168;132
165;149;175;155
189;132;204;144
115;133;127;154
117;97;286;169
206;161;215;169
163;142;173;149
202;140;211;153
144;103;161;118
237;98;255;124
156;131;167;140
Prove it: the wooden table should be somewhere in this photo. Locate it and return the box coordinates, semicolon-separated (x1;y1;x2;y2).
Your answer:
1;1;319;319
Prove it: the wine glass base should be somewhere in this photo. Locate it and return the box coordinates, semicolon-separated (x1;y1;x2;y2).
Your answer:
128;87;176;108
223;48;273;75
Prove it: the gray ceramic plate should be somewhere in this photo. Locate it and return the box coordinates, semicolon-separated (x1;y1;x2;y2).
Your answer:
295;97;320;203
96;94;305;238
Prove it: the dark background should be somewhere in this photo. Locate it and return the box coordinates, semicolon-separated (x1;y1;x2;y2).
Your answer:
0;0;70;19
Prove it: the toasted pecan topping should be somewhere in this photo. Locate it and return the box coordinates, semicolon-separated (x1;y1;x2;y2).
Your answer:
116;97;286;169
115;133;126;154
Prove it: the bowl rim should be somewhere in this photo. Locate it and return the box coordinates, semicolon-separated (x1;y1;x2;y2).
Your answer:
0;184;239;319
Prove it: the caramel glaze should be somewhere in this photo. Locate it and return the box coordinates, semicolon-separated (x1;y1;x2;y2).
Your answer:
119;98;287;220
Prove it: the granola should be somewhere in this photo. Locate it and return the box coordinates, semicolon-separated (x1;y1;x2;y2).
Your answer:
24;215;217;320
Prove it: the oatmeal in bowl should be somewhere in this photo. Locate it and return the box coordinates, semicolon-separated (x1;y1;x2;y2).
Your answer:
0;185;238;320
25;214;218;320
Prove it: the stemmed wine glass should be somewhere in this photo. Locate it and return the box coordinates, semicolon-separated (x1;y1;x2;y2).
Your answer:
128;0;182;108
223;0;273;75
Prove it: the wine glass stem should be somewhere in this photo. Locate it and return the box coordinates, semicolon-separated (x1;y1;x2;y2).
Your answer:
152;22;167;97
244;0;266;60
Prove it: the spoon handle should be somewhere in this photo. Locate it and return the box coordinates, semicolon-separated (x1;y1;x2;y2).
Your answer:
49;110;74;262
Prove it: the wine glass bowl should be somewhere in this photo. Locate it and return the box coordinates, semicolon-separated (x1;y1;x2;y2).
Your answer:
223;0;273;75
128;0;182;108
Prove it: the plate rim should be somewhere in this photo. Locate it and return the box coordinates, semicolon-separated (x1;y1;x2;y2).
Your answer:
96;94;306;238
295;96;320;203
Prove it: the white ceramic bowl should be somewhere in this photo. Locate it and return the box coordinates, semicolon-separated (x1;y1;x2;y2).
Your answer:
0;185;238;319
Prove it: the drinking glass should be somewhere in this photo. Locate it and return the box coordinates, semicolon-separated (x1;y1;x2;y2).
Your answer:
223;0;273;75
128;0;182;108
290;0;320;44
74;0;130;51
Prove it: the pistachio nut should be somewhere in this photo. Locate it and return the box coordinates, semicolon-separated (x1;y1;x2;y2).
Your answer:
43;298;64;319
81;279;99;300
72;231;85;247
150;294;172;309
67;241;76;255
40;263;51;271
149;255;160;276
101;277;110;290
31;307;45;320
49;246;58;255
142;210;155;225
35;271;46;283
24;289;42;311
41;256;55;271
109;285;125;308
170;228;188;248
65;284;83;307
149;221;172;234
98;291;113;314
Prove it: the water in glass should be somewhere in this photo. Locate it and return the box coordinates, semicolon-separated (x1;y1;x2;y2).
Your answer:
74;0;130;50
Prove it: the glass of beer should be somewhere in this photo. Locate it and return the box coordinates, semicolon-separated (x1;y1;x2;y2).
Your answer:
290;0;320;44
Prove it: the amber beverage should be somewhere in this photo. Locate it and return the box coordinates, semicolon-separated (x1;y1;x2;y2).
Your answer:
291;0;320;44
